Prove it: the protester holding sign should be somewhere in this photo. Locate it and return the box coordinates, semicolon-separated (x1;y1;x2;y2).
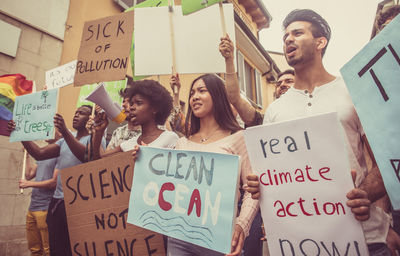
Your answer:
16;131;61;256
163;74;258;256
242;9;390;255
9;105;106;256
90;79;178;160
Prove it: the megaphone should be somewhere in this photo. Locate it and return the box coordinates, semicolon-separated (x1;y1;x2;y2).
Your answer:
85;82;126;123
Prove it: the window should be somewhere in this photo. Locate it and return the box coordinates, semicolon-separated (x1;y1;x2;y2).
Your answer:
237;51;263;107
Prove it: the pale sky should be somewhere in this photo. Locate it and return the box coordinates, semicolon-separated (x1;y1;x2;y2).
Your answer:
259;0;382;75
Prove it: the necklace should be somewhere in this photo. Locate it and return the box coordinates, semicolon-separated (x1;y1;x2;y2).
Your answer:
197;127;223;143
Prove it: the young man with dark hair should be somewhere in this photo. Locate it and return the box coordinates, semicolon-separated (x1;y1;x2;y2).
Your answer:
260;9;390;256
275;69;295;99
10;105;106;256
377;5;400;32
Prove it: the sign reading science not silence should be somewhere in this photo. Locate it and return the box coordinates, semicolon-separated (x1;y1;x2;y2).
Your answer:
74;12;134;86
127;147;240;254
243;112;368;255
60;152;166;256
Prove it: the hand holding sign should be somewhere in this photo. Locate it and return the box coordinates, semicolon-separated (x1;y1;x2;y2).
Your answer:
53;113;68;135
219;34;234;60
228;225;245;256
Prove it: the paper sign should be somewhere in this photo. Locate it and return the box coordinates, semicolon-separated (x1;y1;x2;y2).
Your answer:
181;0;223;15
243;112;368;256
340;15;400;210
74;12;134;86
134;4;235;76
45;60;77;89
10;88;59;142
76;79;127;108
125;0;168;81
60;152;166;256
127;147;239;254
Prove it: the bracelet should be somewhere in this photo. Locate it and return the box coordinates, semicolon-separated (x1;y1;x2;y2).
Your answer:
226;72;237;75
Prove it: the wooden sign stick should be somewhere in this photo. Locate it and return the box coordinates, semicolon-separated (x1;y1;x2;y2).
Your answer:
20;149;27;194
219;2;227;36
168;0;178;94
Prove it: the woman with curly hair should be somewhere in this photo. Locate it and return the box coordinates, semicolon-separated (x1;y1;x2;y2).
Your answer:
90;79;178;159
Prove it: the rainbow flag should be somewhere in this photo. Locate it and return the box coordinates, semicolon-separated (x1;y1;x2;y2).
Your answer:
0;74;33;136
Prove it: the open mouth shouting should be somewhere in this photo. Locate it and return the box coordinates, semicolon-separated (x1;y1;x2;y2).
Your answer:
286;45;297;58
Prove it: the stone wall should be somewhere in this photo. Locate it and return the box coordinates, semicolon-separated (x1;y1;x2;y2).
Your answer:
0;13;63;256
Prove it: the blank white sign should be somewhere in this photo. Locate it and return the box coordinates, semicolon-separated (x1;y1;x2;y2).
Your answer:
134;4;236;76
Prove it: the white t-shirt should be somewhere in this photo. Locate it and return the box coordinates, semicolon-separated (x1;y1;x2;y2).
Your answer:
120;130;179;151
263;77;390;244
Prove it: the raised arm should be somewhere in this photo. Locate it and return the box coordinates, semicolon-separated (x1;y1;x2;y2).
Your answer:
7;119;60;160
88;111;109;160
220;35;259;126
358;134;387;203
54;113;87;162
168;74;185;135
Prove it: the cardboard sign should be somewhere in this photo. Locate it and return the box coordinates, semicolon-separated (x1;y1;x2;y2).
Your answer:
127;147;240;254
340;15;400;210
46;60;77;89
10;88;58;142
74;12;134;86
181;0;223;15
134;4;235;76
243;112;368;256
61;152;166;256
76;79;127;108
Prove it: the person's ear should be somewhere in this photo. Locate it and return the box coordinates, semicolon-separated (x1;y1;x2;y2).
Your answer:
317;37;328;51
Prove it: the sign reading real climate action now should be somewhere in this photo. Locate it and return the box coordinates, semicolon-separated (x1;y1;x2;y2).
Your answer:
60;152;166;256
74;12;134;86
243;112;368;256
127;147;240;254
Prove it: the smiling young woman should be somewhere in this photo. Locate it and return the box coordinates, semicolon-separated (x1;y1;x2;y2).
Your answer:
165;73;259;256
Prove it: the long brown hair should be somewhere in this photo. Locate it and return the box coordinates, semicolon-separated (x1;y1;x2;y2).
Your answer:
185;74;242;137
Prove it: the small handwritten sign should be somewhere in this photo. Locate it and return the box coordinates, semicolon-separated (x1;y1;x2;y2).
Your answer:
340;15;400;210
61;151;166;256
45;60;77;89
127;147;239;254
74;12;134;86
243;112;368;256
10;88;59;142
76;79;127;108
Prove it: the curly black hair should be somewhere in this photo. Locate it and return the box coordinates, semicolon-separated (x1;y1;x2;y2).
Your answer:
283;9;331;57
126;80;173;125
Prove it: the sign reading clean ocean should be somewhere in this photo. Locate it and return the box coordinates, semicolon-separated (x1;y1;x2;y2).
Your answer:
340;15;400;210
127;146;240;254
10;88;59;142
